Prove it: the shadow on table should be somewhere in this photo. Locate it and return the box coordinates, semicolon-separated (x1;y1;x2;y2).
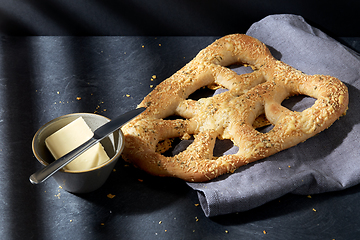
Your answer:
76;158;193;215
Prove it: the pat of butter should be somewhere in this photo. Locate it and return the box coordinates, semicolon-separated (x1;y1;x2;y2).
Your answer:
45;117;110;171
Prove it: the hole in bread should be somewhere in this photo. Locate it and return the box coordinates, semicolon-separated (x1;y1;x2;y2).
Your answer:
171;137;193;156
156;133;196;157
253;114;274;133
256;124;274;133
213;138;234;157
157;137;183;157
282;94;316;112
227;63;255;75
163;115;187;121
187;86;217;101
223;63;257;88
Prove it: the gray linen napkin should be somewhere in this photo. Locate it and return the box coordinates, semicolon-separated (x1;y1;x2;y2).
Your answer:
186;14;360;217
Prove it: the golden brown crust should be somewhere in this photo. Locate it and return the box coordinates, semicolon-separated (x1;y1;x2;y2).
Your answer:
121;34;349;182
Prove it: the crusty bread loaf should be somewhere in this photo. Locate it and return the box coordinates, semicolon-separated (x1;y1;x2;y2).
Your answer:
121;34;349;182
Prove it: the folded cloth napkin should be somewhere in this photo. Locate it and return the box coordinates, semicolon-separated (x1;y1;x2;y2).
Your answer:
187;14;360;217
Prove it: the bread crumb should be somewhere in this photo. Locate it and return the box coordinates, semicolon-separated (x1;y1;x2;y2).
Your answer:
107;193;116;199
126;94;130;97
263;230;267;234
194;203;199;207
307;195;312;198
76;97;81;100
138;179;143;182
225;230;229;233
312;208;317;212
159;221;162;224
182;133;191;140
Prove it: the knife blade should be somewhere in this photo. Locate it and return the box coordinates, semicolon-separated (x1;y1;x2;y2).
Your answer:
29;107;145;184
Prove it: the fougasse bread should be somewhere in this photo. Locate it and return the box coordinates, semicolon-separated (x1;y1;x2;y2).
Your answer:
121;34;349;182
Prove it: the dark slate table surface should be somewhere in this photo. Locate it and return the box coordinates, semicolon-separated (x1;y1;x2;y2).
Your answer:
1;36;359;240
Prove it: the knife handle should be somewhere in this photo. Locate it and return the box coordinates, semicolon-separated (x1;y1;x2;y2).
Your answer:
29;137;98;184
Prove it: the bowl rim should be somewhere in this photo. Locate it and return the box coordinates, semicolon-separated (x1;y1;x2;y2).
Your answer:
32;112;125;174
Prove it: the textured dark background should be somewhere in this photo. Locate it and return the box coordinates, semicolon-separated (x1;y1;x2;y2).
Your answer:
1;1;360;239
0;0;359;37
